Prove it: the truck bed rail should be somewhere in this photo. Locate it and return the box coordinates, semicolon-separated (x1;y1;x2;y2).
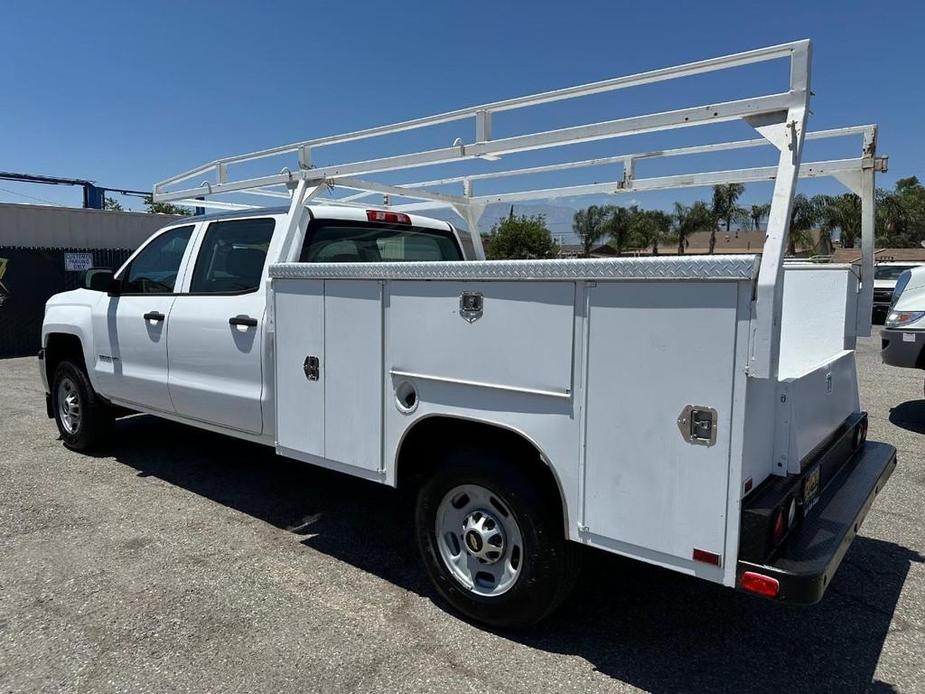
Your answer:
269;254;761;282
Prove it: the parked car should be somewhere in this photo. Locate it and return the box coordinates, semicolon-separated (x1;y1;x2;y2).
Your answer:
881;266;925;392
873;262;925;324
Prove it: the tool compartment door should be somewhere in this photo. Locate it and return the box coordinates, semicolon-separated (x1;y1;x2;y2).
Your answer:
583;281;740;566
274;279;325;459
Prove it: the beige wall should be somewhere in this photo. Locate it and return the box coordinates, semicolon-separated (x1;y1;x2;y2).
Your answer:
0;202;185;250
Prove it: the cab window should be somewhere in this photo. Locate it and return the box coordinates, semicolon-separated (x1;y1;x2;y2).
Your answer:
120;225;194;294
891;270;912;308
300;220;462;263
189;218;275;294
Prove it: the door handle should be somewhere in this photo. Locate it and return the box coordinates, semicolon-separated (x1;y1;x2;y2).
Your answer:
229;315;258;327
143;311;165;322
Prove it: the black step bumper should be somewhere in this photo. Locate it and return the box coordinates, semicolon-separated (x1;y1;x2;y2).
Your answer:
736;440;896;605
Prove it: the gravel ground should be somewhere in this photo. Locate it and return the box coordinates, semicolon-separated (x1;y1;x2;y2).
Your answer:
0;335;922;693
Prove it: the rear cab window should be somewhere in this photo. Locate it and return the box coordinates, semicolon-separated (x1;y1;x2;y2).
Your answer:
300;219;462;263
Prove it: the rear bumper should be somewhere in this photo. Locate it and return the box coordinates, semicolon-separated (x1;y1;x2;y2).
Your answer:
736;440;896;604
881;328;925;369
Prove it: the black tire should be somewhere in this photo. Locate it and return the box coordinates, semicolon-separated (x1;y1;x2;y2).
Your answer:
51;359;113;451
415;446;581;629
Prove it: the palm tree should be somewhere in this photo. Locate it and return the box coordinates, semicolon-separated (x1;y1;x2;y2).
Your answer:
787;194;819;255
672;201;714;254
811;193;863;250
572;205;608;257
710;183;746;253
749;203;771;232
603;205;635;256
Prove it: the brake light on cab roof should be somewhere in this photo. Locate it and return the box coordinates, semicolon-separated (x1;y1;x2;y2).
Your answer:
367;210;411;225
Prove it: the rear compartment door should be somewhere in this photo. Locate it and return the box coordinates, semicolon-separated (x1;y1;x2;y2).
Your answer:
583;281;740;568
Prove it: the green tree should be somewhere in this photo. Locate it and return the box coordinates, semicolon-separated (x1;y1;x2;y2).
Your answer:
672;201;714;254
811;193;861;250
629;209;673;255
603;205;635;256
787;193;819;255
485;213;559;259
878;176;925;247
143;194;191;216
710;183;746;253
749;203;771;232
103;196;124;211
572;205;608;256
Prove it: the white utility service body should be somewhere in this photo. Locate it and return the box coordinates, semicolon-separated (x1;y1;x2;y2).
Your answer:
41;40;896;624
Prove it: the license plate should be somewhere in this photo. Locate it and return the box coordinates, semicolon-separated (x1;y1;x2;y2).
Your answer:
803;466;821;511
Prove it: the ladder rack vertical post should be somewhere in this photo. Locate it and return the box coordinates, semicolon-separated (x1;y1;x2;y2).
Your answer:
749;41;812;381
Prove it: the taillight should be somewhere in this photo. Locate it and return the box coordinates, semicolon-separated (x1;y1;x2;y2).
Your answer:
741;571;780;598
367;210;411;225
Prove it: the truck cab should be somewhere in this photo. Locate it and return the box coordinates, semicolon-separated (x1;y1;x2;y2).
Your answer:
873;261;925;323
40;206;466;443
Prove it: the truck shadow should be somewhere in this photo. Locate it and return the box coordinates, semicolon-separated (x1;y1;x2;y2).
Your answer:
99;414;920;693
888;399;925;434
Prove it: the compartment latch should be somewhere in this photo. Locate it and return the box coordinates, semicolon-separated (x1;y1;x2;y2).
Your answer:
677;405;718;447
303;355;320;381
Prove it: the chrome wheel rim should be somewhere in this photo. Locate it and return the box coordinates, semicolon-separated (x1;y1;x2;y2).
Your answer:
435;483;524;597
56;377;81;435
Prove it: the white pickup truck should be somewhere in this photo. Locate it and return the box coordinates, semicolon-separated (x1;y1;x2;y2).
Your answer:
40;41;897;628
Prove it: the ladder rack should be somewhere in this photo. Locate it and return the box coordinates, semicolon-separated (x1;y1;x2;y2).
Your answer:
153;39;885;381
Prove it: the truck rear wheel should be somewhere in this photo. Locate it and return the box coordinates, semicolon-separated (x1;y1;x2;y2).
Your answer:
415;448;580;628
51;360;112;451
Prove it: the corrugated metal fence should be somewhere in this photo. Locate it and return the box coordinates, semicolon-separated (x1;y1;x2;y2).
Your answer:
0;247;132;358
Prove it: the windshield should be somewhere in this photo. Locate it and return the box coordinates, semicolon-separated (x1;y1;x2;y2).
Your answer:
301;221;462;263
891;271;913;307
875;265;916;280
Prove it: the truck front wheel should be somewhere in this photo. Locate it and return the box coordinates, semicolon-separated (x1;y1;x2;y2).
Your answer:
415;448;580;628
51;360;112;451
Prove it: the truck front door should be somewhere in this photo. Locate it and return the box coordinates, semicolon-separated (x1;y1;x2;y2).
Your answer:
166;217;275;434
93;224;196;412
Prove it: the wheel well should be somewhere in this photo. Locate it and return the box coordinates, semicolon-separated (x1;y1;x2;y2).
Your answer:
44;333;86;383
396;416;569;536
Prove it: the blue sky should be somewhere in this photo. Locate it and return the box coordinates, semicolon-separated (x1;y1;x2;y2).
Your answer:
1;0;923;224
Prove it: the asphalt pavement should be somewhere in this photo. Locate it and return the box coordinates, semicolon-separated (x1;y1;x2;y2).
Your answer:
0;335;922;693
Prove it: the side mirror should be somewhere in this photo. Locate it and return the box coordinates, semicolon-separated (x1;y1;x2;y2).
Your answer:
107;277;124;297
83;268;114;292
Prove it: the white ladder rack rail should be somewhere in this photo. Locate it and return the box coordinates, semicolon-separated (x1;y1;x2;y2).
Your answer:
153;39;883;381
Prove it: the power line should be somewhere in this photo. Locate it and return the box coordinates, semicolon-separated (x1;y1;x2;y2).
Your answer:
0;186;61;206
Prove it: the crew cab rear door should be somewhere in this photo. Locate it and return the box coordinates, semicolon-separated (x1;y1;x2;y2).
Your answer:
166;216;277;434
